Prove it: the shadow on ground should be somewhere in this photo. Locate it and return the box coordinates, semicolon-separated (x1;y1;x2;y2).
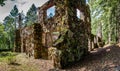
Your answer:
61;45;120;71
1;45;120;71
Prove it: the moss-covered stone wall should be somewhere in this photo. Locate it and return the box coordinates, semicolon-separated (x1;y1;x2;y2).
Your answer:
38;0;91;69
20;25;34;57
16;0;92;69
33;23;45;59
19;23;47;59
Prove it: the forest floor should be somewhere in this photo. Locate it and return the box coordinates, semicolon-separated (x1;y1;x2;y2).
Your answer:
0;44;120;71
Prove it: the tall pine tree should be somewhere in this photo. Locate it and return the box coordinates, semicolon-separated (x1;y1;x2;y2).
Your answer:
90;0;120;44
25;4;37;26
3;5;19;49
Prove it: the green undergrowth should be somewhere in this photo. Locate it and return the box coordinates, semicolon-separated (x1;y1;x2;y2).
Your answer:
0;51;18;63
0;52;39;71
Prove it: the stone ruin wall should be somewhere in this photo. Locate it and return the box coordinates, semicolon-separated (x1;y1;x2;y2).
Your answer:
38;0;91;68
19;24;47;59
15;0;105;69
20;25;34;56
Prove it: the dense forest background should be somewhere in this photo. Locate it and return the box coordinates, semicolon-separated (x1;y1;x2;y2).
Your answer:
0;0;120;50
0;1;37;50
90;0;120;44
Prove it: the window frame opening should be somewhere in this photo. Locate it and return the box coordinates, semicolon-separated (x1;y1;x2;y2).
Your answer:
46;6;56;19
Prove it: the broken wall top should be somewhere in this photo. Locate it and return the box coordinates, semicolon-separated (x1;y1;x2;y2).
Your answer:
37;0;91;48
38;0;91;31
38;0;87;10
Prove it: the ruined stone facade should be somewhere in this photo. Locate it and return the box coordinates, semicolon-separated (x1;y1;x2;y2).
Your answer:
15;0;93;69
15;23;45;59
38;0;91;68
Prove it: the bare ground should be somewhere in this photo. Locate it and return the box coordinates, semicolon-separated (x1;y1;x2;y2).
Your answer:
64;44;120;71
0;44;120;71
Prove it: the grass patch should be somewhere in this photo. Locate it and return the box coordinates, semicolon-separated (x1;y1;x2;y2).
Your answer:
0;52;39;71
8;64;39;71
0;51;18;62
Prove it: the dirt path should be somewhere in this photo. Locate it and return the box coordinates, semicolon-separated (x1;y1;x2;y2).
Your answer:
0;44;120;71
64;45;120;71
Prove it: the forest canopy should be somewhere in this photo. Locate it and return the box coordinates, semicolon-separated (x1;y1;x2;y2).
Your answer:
0;3;37;49
90;0;120;44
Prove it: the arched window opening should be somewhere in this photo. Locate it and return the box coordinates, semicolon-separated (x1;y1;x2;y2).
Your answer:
47;6;55;18
77;9;80;19
86;0;88;4
76;9;85;21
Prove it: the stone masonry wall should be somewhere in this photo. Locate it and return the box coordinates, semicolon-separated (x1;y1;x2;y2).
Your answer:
38;0;91;69
15;0;105;69
21;25;34;56
20;23;45;59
